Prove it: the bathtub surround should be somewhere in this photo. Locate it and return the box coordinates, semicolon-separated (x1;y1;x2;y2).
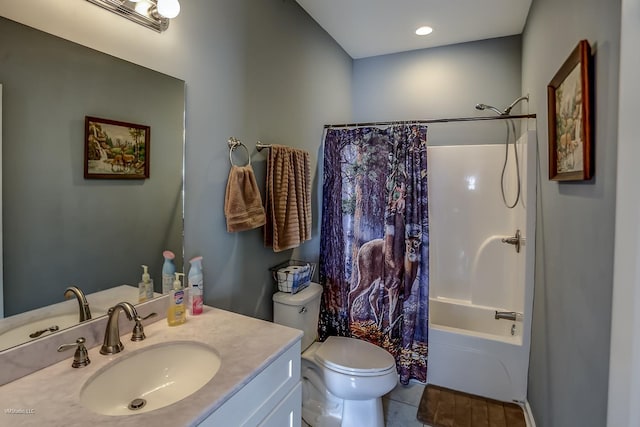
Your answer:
319;124;429;385
427;134;537;404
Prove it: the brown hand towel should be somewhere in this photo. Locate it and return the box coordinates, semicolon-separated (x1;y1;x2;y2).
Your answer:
264;145;311;252
224;165;266;232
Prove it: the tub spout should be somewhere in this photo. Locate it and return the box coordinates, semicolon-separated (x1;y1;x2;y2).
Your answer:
495;311;520;321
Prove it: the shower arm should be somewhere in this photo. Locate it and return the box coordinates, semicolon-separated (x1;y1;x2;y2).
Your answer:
502;95;529;115
476;95;529;116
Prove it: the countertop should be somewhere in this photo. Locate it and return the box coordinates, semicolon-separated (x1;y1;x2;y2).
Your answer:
0;306;302;426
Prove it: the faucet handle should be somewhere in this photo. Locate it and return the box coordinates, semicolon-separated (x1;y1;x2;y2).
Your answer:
131;312;157;342
57;337;91;368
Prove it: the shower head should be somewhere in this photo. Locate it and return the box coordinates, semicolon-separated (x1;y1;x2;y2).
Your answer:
475;103;503;115
503;95;530;115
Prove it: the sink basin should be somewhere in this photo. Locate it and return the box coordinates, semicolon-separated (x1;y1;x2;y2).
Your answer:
0;312;105;350
80;341;221;416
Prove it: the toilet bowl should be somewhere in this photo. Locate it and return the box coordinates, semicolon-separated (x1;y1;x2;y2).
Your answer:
273;283;398;427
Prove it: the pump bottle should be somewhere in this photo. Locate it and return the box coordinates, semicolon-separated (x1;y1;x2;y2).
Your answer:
167;272;186;326
138;265;154;303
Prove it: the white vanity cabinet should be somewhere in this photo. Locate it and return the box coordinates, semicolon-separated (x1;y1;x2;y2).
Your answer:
199;341;302;427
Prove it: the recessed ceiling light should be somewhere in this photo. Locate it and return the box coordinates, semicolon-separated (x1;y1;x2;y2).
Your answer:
415;26;433;36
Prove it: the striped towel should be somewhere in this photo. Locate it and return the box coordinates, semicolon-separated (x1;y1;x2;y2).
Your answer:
264;145;311;252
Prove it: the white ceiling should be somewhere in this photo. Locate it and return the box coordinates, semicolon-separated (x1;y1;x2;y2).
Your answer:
295;0;533;59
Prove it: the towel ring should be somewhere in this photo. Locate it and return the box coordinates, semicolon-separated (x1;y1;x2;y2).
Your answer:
228;137;251;167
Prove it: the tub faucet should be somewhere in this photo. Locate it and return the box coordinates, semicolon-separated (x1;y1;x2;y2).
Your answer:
495;311;522;321
100;302;138;355
64;286;92;322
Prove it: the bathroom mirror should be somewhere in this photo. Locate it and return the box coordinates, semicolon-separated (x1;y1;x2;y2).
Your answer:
0;16;185;350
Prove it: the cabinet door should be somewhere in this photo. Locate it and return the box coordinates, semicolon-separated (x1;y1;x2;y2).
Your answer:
198;341;301;426
258;382;302;427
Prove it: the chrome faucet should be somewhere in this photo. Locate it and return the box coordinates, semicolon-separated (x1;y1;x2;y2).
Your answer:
501;229;522;253
58;337;91;368
100;302;138;355
495;311;522;321
64;286;92;322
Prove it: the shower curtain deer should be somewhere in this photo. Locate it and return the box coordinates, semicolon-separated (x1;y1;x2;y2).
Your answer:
319;124;429;384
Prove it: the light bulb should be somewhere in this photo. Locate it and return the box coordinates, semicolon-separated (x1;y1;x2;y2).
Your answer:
415;26;433;36
134;0;151;14
157;0;180;18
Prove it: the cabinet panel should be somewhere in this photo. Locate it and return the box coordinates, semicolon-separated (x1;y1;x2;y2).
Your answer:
199;341;301;426
258;382;302;427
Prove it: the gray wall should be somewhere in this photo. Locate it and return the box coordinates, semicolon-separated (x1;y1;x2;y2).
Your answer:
183;0;352;320
522;0;621;425
352;36;524;146
0;17;184;315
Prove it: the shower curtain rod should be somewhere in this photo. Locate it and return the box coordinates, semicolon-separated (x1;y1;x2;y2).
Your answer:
323;113;536;129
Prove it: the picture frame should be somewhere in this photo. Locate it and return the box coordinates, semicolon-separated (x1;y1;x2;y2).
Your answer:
84;116;150;179
547;39;593;181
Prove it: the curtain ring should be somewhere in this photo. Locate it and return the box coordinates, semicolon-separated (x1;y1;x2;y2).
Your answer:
228;137;251;167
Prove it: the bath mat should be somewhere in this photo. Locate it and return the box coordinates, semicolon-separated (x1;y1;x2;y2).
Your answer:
416;384;526;427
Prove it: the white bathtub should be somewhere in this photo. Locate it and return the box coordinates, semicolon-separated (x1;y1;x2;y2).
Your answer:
427;297;528;403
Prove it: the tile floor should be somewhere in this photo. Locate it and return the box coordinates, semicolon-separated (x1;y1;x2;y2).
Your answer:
301;381;430;427
382;381;430;427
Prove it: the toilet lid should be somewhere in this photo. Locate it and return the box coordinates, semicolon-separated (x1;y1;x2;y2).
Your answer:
315;336;396;376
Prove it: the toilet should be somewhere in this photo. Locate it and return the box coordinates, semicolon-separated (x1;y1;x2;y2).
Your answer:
273;282;397;427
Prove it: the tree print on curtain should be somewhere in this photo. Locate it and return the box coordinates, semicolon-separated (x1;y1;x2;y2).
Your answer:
318;124;429;384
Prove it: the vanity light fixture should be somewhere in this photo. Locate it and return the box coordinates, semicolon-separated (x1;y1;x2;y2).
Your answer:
85;0;181;33
415;26;433;36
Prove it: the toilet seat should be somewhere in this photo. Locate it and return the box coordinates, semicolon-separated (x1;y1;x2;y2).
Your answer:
314;336;396;377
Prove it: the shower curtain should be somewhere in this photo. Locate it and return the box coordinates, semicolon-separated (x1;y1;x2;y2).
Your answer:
318;124;429;384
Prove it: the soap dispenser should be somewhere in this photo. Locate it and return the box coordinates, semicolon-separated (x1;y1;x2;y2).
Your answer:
138;265;154;303
167;272;186;326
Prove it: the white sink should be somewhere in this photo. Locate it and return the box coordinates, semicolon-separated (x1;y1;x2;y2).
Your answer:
80;341;221;416
0;312;104;350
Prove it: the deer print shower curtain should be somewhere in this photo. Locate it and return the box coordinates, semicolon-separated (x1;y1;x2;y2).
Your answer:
319;124;429;384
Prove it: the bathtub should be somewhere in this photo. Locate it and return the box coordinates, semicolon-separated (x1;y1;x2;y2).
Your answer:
427;297;528;403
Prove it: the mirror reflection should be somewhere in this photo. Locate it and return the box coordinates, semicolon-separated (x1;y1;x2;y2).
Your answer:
0;16;185;350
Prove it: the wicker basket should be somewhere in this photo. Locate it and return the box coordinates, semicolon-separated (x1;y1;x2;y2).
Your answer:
269;260;316;294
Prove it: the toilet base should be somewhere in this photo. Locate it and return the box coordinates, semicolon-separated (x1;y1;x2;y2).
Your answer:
342;398;385;427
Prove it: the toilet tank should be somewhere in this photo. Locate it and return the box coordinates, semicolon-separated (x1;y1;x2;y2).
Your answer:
273;282;323;351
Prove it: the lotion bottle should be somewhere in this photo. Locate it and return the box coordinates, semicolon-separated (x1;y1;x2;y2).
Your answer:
162;250;176;294
167;272;186;326
138;264;154;303
188;256;204;316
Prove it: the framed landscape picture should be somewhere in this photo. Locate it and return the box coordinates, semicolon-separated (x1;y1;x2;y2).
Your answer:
547;40;593;181
84;116;150;179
